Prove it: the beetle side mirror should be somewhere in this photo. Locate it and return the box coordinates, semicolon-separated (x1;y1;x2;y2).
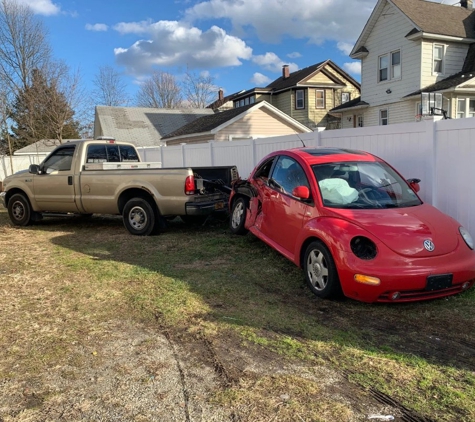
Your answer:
292;185;310;200
29;164;40;174
407;178;421;193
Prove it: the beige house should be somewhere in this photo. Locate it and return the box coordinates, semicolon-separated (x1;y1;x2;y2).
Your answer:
163;101;312;146
332;0;475;127
224;60;360;130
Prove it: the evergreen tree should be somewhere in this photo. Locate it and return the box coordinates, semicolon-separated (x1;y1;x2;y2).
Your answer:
9;69;80;146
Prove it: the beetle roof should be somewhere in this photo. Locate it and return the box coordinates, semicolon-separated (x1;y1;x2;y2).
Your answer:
276;147;379;165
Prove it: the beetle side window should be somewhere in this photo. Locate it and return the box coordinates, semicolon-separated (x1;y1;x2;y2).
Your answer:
271;156;309;195
42;146;75;173
253;157;275;180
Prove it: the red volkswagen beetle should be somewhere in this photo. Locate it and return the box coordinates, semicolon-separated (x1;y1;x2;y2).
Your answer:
229;147;475;303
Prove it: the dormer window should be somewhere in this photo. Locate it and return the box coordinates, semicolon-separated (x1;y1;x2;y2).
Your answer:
433;44;444;74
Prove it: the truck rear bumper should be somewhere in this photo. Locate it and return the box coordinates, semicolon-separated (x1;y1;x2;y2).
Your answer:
185;199;227;215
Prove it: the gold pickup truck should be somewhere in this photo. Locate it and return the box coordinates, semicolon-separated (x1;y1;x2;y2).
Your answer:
0;139;238;235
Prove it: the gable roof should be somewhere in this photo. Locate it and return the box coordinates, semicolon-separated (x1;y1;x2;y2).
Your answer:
14;139;76;155
266;60;360;93
162;101;311;141
95;106;215;147
351;0;475;57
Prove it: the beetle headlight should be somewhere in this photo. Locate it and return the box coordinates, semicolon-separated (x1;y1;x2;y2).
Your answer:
459;227;474;250
351;236;378;260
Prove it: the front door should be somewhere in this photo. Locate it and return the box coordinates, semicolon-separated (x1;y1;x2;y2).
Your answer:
33;145;79;212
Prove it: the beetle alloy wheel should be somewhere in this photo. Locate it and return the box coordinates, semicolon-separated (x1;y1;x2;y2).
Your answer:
231;201;244;229
129;206;148;231
306;249;329;291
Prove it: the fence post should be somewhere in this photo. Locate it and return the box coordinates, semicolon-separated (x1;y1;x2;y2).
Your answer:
425;118;438;207
251;138;257;167
181;143;186;167
209;141;215;166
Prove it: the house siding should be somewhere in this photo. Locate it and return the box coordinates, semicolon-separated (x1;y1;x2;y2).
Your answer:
215;107;302;141
361;2;421;107
421;40;468;87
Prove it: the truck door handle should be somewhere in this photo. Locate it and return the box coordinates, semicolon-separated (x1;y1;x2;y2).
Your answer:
68;176;73;185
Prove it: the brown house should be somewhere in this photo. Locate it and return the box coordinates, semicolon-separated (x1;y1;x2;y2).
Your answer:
217;60;360;130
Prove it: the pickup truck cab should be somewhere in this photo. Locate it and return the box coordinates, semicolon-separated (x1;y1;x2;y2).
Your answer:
1;139;238;235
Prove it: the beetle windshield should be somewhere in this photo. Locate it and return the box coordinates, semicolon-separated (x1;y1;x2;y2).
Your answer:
312;161;422;209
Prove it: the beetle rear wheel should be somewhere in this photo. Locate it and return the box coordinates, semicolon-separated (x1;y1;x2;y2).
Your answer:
230;197;248;235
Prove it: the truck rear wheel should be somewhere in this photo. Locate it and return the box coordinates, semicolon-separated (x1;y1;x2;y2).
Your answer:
7;193;33;226
123;198;156;236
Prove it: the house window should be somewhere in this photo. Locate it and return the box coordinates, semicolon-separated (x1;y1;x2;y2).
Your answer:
379;55;388;81
456;97;475;118
433;44;444;74
380;109;388;125
391;51;401;79
295;89;305;109
316;90;325;108
250;96;255;104
357;115;364;127
244;97;249;105
341;92;350;104
379;50;401;82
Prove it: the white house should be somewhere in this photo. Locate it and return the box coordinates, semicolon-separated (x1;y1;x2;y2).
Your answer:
332;0;475;127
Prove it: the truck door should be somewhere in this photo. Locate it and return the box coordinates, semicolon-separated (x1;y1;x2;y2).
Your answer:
33;145;79;213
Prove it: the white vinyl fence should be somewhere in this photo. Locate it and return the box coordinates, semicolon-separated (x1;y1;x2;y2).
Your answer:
2;117;474;236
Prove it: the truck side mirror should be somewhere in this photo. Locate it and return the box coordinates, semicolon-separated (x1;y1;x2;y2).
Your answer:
29;164;40;174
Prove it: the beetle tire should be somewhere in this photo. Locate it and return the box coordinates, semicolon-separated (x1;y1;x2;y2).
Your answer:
7;193;33;226
123;198;157;236
304;240;342;299
230;196;249;235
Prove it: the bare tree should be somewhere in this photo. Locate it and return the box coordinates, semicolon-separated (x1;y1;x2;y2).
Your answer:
0;0;51;93
93;65;130;107
136;71;182;108
183;69;217;108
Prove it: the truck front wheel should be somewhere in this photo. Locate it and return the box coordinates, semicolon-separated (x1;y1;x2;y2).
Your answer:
123;198;156;236
7;193;33;226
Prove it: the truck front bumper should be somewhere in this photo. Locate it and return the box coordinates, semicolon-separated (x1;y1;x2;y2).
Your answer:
0;191;7;209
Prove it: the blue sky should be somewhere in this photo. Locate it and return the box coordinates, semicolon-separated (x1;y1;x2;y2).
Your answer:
19;0;442;104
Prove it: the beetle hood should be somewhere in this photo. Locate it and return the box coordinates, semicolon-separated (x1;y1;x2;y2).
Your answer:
330;203;461;257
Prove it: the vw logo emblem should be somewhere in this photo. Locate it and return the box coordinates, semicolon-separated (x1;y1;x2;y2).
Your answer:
424;240;435;252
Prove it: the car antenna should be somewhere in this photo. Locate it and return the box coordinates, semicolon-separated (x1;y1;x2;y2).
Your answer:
295;131;306;148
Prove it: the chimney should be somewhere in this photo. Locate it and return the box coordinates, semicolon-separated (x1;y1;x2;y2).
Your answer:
218;88;224;101
282;65;290;79
461;0;473;9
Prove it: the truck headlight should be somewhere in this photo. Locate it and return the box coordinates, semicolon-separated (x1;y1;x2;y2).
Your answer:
459;227;474;250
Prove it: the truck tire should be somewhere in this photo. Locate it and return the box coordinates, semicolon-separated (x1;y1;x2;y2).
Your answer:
7;193;33;226
230;196;249;235
123;198;156;236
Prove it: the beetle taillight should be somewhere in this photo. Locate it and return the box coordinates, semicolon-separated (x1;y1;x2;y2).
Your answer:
185;175;195;195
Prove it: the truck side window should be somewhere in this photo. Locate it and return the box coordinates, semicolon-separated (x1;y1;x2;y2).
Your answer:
119;145;139;162
42;146;75;173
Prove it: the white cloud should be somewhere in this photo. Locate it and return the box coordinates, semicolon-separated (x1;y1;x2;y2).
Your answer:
18;0;60;15
287;52;302;59
114;21;252;75
85;23;108;32
337;42;354;56
252;52;298;73
184;0;375;45
251;72;271;86
343;62;361;76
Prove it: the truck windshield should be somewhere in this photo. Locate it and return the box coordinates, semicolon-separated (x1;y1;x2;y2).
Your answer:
312;161;422;209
